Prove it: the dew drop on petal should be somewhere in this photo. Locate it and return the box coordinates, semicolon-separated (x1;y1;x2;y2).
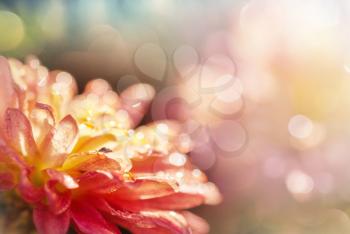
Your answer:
192;169;202;178
168;152;187;167
155;123;169;138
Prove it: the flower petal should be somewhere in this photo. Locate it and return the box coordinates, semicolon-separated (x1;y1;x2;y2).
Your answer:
29;103;55;145
76;170;122;194
71;201;121;234
0;56;16;122
103;205;191;234
46;169;79;189
120;83;155;128
61;153;121;173
44;169;77;215
73;134;116;153
4;108;38;158
0;171;16;191
33;207;70;234
181;211;209;234
49;71;78;118
0;136;25;167
40;115;78;168
44;180;71;215
17;169;44;203
84;79;112;96
107;193;204;212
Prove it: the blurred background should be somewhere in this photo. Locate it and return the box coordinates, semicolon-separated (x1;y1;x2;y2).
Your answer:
2;0;350;233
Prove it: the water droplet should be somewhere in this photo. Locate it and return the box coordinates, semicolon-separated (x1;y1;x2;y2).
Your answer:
168;152;187;167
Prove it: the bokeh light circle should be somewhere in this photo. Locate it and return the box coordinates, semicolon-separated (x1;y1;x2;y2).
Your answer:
0;11;25;51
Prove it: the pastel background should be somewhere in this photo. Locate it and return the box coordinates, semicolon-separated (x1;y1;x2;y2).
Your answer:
1;0;350;233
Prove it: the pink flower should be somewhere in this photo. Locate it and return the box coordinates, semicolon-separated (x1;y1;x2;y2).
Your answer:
0;56;221;234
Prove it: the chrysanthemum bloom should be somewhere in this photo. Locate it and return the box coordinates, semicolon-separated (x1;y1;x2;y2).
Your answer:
0;56;221;234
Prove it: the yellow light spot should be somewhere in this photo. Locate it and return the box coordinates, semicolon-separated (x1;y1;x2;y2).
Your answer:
0;11;25;51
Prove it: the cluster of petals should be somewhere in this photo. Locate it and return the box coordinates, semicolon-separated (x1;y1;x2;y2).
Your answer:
0;56;221;234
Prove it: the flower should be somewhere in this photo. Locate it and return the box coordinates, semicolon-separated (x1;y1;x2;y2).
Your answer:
0;56;221;234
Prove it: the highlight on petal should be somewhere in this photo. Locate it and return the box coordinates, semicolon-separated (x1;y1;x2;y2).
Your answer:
4;108;38;158
85;79;112;96
40;115;78;168
33;207;70;234
179;182;222;205
45;169;78;189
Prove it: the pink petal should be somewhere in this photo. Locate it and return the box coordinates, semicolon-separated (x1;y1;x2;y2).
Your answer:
84;79;112;96
107;193;204;212
0;135;25;166
71;201;121;234
48;71;78;117
90;198;161;232
46;169;78;189
0;171;16;191
40;115;78;168
100;203;191;234
44;181;71;215
69;154;121;172
4;108;38;158
108;179;175;200
0;56;16;122
181;211;209;234
0;139;42;202
33;207;70;234
43;170;77;215
77;170;122;194
17;169;44;203
29;103;55;145
120;83;155;128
